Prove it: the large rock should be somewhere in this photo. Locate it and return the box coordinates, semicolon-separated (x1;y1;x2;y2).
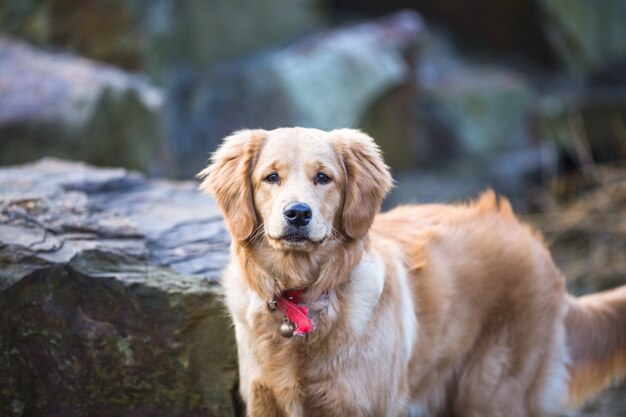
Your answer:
383;33;554;207
0;159;236;417
139;0;326;81
0;38;168;175
166;11;425;178
416;34;537;158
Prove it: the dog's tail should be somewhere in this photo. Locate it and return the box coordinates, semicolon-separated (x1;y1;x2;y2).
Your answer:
565;285;626;405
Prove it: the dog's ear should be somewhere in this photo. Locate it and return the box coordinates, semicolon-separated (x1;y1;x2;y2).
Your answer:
198;130;266;242
332;129;393;240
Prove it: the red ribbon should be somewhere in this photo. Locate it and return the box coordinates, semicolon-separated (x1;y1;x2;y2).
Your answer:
275;289;314;336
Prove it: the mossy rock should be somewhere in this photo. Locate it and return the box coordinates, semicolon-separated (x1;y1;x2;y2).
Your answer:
0;159;237;417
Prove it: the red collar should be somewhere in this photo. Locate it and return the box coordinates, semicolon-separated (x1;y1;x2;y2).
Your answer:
274;289;315;336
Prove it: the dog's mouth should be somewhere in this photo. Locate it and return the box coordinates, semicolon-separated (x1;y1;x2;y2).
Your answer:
282;233;309;243
267;231;325;247
277;224;313;244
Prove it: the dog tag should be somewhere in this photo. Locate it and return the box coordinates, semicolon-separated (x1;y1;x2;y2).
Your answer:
280;320;297;338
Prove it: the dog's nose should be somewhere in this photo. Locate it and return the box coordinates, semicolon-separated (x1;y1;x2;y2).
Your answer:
283;202;312;227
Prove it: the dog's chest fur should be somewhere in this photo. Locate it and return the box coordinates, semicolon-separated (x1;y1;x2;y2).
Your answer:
224;248;416;417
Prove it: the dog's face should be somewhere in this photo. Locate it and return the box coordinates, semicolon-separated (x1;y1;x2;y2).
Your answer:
251;129;344;250
199;128;392;252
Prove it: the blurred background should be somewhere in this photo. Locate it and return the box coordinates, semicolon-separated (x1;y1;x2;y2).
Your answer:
1;0;625;198
1;1;626;415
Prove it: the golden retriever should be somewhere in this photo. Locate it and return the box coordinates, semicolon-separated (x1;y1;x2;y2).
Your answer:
199;127;626;417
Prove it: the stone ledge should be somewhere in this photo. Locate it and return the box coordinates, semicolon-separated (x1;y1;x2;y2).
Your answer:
0;158;237;417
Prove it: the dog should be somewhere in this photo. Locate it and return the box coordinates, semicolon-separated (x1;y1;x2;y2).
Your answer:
199;127;626;417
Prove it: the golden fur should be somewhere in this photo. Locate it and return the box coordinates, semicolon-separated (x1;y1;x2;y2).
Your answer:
199;127;626;417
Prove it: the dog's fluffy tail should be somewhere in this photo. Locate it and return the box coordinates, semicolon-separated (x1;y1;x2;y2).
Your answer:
565;285;626;405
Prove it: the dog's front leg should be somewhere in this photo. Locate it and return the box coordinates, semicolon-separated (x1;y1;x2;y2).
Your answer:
249;382;284;417
249;381;304;417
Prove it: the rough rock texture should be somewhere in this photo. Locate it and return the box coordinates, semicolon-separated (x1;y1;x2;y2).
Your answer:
0;38;168;175
0;159;236;417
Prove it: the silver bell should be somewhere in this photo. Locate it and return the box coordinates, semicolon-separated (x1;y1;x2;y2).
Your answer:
280;320;297;338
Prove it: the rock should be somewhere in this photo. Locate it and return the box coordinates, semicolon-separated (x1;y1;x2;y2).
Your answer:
417;34;538;157
138;0;326;81
380;32;554;207
166;11;425;178
0;158;236;417
0;38;168;175
539;0;626;78
360;81;419;171
420;69;535;155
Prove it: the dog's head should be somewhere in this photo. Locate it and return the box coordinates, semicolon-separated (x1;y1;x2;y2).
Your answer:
199;128;392;251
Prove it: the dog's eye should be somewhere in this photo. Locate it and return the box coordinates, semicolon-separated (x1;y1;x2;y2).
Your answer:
314;173;331;185
264;173;280;184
